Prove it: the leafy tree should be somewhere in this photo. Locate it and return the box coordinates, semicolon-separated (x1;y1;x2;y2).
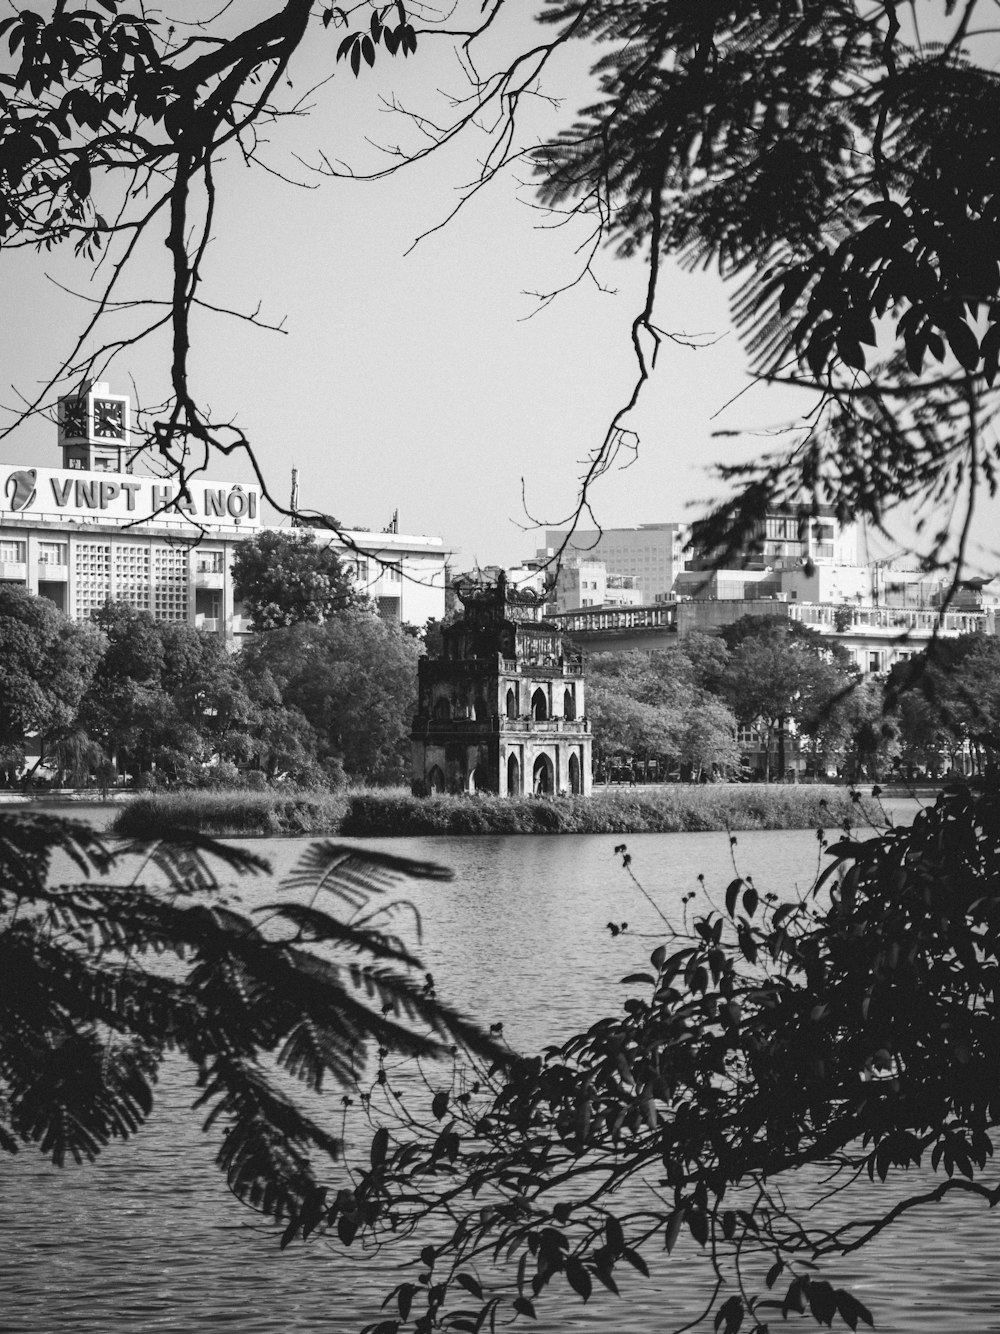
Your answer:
585;683;676;778
835;672;900;784
717;617;856;781
231;531;363;631
0;814;505;1216
888;636;1000;775
0;586;104;779
77;603;203;781
585;650;740;780
237;610;421;784
671;694;741;780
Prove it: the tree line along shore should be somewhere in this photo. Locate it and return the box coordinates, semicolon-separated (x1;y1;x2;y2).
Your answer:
109;784;873;839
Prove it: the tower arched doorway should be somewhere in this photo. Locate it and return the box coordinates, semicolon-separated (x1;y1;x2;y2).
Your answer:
532;753;554;795
568;751;582;795
473;696;489;721
507;752;521;796
563;687;577;721
433;697;451;721
470;764;489;792
427;764;445;794
531;688;548;721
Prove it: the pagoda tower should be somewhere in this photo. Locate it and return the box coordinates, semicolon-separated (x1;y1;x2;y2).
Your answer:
411;572;592;796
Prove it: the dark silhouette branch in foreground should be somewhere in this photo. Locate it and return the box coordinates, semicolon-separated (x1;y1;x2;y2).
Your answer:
266;782;1000;1333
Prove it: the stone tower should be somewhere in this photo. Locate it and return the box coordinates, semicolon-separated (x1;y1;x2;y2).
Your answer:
411;572;592;796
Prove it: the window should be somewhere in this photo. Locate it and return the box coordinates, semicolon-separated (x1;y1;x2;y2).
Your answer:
0;540;26;562
152;544;189;622
74;542;112;618
384;561;401;584
38;542;67;565
195;550;224;573
114;542;151;612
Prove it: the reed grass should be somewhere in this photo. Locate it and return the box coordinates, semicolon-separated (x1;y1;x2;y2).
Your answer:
110;788;349;838
110;784;857;839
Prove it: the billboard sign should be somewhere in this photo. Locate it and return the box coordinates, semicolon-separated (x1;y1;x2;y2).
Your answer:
0;465;261;529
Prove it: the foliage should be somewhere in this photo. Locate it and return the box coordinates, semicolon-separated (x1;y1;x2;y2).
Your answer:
238;611;422;785
111;788;350;839
0;584;104;776
74;601;259;783
272;782;1000;1333
586;649;740;778
535;2;1000;569
716;617;858;781
111;785;856;839
887;635;1000;774
0;813;504;1217
231;530;364;631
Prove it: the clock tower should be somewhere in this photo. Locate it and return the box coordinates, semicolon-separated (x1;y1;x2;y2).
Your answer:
57;381;132;472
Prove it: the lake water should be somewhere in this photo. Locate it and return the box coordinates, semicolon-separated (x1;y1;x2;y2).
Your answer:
4;801;999;1332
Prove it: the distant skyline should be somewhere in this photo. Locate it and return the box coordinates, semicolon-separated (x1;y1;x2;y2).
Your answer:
2;5;997;580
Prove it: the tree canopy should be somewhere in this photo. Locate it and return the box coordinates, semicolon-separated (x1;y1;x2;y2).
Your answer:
0;584;104;777
238;610;422;785
230;529;363;631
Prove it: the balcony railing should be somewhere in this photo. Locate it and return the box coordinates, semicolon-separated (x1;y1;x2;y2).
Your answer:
413;716;590;735
194;570;225;589
549;605;676;634
35;562;68;581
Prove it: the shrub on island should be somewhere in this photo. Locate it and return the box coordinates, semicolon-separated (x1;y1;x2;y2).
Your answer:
111;784;858;839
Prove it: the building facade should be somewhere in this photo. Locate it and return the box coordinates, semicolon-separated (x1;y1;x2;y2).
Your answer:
0;383;449;635
541;522;688;602
411;573;592;796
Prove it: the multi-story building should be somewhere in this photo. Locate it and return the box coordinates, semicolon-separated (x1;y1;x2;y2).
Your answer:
553;559;642;613
674;505;862;599
541;522;688;602
0;382;449;637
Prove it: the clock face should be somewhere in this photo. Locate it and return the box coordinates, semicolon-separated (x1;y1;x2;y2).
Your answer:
93;398;125;439
61;398;88;437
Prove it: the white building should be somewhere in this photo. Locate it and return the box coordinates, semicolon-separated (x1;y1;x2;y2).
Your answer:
541;522;688;602
0;382;449;638
553;559;642;613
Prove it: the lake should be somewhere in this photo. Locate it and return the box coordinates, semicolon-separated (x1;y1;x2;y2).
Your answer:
3;801;999;1332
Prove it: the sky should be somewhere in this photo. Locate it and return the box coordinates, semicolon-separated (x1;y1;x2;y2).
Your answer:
1;2;998;578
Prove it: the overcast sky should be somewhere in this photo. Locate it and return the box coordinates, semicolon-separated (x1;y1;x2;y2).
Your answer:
1;3;997;578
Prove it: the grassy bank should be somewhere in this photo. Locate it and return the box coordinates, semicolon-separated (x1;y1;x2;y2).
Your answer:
110;784;857;839
111;789;349;838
